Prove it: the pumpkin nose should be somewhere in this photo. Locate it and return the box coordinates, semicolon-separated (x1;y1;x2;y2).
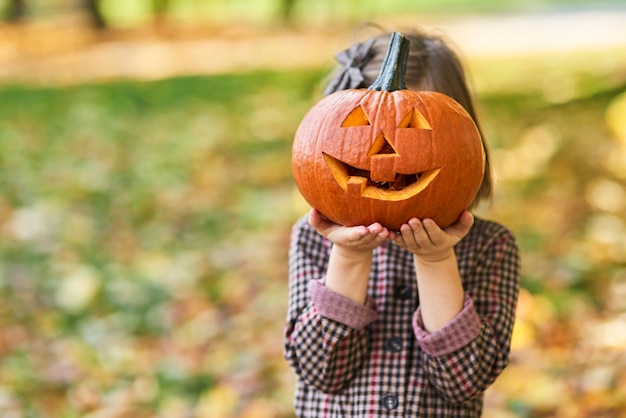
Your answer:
368;133;397;156
369;132;398;182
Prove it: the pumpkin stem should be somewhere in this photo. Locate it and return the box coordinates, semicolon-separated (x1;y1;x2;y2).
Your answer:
368;31;410;92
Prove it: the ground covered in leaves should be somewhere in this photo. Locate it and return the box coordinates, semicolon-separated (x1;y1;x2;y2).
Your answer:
1;15;626;418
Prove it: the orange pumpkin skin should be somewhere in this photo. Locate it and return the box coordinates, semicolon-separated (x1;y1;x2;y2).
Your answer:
292;89;485;230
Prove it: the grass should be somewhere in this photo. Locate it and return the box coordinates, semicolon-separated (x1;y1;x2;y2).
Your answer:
0;50;625;416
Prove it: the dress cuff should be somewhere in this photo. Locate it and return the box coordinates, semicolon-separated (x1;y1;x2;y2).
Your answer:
413;295;481;356
309;280;377;330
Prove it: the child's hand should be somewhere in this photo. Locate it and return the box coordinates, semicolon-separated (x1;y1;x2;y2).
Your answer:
393;210;474;262
309;208;394;253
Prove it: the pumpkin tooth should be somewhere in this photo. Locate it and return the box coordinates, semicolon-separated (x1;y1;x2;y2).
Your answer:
347;176;368;195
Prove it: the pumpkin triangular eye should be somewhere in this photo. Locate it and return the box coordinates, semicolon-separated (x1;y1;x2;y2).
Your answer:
341;106;371;127
398;108;432;130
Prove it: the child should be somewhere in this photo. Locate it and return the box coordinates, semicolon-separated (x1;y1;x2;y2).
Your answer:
284;27;520;417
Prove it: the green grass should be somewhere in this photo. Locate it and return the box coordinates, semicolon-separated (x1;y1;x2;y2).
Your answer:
0;59;625;415
0;70;324;416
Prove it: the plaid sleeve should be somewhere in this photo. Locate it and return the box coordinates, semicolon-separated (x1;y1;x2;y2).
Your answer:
309;280;377;329
284;217;375;394
413;295;481;355
412;223;520;403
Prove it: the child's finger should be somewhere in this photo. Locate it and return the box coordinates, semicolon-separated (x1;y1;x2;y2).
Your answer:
366;223;384;235
422;219;446;246
398;224;420;250
407;219;432;247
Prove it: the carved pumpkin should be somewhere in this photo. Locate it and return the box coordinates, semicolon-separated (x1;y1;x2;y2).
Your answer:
292;32;485;230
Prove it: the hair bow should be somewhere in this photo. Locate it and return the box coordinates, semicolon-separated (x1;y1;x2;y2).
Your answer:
323;38;376;96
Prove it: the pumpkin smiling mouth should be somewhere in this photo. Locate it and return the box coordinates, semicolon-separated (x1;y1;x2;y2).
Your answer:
323;153;441;201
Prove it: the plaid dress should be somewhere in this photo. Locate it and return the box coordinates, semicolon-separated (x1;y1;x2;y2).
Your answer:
284;215;520;417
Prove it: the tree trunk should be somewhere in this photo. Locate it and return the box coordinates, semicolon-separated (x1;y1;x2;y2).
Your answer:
152;0;169;26
84;0;106;29
153;0;170;16
281;0;297;24
4;0;26;22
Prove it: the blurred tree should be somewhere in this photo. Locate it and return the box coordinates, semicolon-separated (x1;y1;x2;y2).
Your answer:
153;0;170;15
281;0;298;23
84;0;106;29
2;0;107;28
153;0;170;24
3;0;26;22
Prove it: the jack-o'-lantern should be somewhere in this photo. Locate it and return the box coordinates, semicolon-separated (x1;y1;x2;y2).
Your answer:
292;32;485;230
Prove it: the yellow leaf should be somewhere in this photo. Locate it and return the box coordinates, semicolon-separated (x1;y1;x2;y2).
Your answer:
196;383;239;418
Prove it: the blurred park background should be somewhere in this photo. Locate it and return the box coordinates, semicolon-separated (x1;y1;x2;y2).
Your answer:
1;0;626;417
